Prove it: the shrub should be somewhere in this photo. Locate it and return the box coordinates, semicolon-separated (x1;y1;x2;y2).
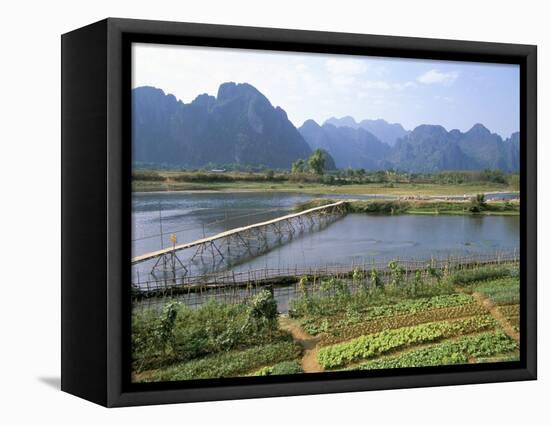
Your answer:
469;193;487;213
247;289;278;332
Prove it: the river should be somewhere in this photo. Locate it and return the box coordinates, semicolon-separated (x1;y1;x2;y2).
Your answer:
132;191;519;283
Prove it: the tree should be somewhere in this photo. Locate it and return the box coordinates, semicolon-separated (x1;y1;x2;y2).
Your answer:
308;149;326;175
469;193;487;213
291;158;306;173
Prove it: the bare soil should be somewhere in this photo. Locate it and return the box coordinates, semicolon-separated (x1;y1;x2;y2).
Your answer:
279;317;324;373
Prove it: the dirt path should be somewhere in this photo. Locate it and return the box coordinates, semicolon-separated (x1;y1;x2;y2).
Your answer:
279;317;324;373
472;292;519;343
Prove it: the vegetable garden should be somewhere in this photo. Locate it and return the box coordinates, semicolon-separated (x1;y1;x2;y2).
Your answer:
132;262;520;382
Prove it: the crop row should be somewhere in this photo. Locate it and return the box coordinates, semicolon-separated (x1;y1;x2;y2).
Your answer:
353;331;518;370
300;294;475;336
302;294;475;335
289;280;456;320
300;293;477;337
360;294;475;319
317;315;497;369
135;340;302;382
319;302;488;346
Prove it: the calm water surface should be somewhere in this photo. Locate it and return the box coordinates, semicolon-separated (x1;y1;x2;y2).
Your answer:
132;191;519;284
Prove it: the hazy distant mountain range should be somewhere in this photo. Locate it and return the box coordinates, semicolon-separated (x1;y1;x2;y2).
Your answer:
299;120;391;170
133;83;312;169
324;116;408;147
133;83;519;172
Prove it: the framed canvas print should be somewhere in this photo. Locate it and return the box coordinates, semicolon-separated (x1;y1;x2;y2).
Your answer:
61;18;537;407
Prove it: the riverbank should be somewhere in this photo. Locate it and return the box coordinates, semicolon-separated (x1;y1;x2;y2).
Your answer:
132;262;520;382
133;180;515;196
132;170;517;196
294;198;520;216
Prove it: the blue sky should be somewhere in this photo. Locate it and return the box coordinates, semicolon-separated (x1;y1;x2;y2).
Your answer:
133;43;519;138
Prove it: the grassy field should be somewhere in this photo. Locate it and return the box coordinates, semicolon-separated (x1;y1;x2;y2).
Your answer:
132;170;517;196
132;263;520;382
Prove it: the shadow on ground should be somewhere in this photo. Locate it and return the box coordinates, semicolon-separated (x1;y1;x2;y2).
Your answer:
38;377;61;390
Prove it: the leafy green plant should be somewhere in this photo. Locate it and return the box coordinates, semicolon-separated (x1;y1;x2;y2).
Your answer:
318;315;497;369
388;260;405;287
320;278;350;298
427;261;442;283
298;276;309;296
246;289;278;333
354;331;517;370
155;301;180;354
370;268;382;288
320;302;488;346
352;267;365;282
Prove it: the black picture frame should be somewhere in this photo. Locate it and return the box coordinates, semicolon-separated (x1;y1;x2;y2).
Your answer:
61;17;537;407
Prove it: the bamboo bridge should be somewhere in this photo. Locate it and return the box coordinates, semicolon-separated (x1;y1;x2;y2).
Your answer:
131;200;349;282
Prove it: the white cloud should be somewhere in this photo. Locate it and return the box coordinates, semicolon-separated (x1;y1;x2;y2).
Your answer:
417;69;459;85
325;58;368;76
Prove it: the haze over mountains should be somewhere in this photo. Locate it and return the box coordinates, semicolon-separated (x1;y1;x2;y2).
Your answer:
324;117;408;147
133;83;312;169
133;82;519;172
304;120;519;172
